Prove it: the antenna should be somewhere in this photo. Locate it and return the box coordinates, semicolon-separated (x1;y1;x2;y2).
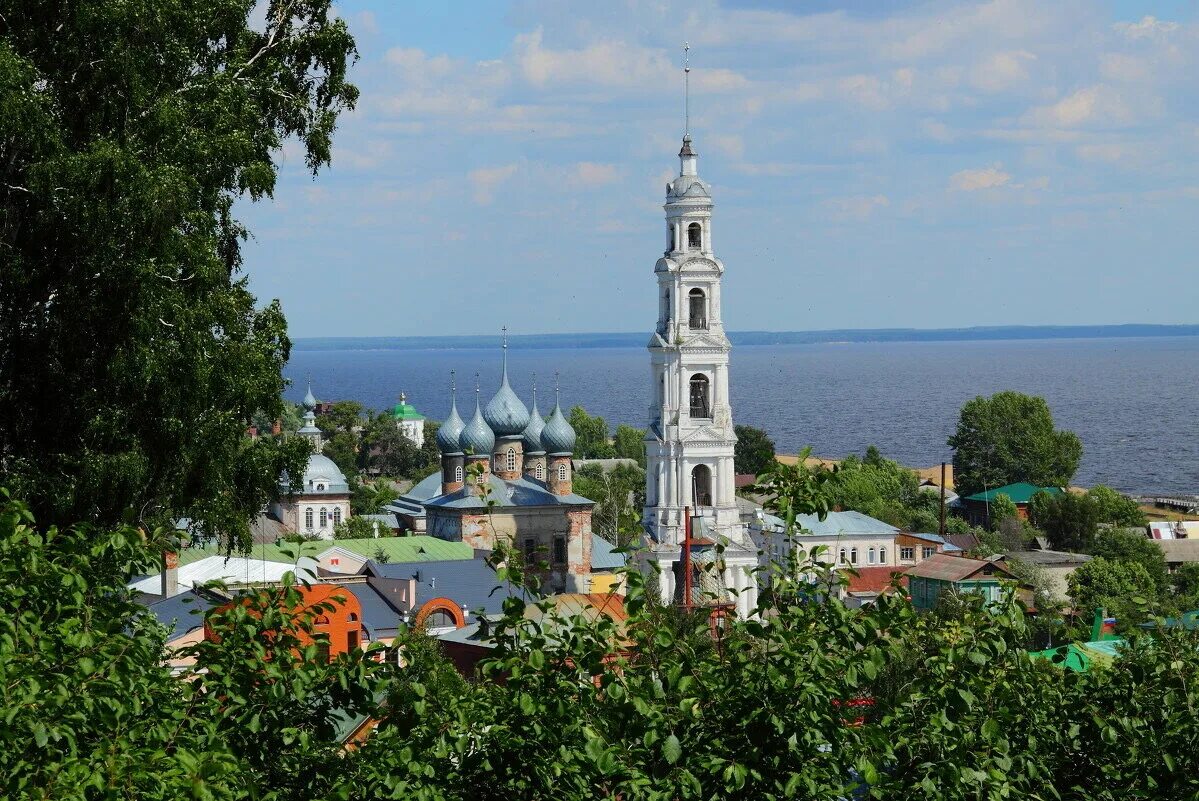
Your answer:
683;42;691;137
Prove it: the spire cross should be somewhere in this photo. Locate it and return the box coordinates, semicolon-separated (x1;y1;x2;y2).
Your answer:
501;326;509;376
554;371;561;405
450;369;456;398
474;372;481;407
531;372;538;407
683;42;690;137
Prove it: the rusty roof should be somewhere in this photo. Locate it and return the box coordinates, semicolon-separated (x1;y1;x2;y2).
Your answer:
843;567;908;595
903;554;1013;583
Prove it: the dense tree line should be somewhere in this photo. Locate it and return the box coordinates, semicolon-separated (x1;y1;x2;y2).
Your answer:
4;491;1198;800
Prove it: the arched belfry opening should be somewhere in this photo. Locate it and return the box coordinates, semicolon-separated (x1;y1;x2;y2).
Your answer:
689;373;710;419
688;289;707;330
691;464;713;508
687;222;702;249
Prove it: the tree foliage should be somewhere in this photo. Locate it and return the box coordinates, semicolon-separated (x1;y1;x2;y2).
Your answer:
573;463;646;547
948;391;1083;497
1036;491;1100;553
333;514;382;540
1086;485;1147;528
0;0;357;547
733;424;776;476
1091;528;1168;596
1068;557;1157;626
569;406;616;459
612;424;648;468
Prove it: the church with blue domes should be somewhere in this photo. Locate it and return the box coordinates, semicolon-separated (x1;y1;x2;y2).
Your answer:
389;346;599;594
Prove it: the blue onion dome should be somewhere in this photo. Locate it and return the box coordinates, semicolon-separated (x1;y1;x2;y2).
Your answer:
539;402;576;456
436;397;466;455
459;397;496;456
483;370;530;437
522;387;545;454
302;383;318;411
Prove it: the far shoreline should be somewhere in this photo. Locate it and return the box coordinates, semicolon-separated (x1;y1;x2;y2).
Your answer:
291;324;1199;352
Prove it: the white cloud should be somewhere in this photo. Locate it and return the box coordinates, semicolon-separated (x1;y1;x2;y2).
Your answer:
971;50;1036;92
709;134;745;160
1114;16;1180;41
384;47;454;78
949;165;1012;191
468;164;518;205
572;162;620;185
1021;85;1148;129
922;119;956;143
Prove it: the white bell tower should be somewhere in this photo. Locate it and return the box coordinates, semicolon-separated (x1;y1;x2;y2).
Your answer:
641;46;758;618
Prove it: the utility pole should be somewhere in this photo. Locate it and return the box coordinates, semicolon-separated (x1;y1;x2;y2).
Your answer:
939;461;947;539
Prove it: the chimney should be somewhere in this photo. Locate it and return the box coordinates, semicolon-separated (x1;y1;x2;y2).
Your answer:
161;550;179;598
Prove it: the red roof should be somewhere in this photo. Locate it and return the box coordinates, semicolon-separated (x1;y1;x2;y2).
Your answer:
843;566;908;595
734;474;757;488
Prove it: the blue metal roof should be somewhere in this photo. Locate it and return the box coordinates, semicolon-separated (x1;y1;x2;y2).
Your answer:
793;510;899;537
483;365;530;437
459;396;496;455
908;532;963;553
425;475;592;510
436;395;466;454
145;589;219;641
364;558;521;617
591;535;625;571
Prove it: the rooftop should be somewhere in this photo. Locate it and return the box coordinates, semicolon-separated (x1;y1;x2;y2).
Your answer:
962;483;1063;504
903;553;1013;583
364;558;520;617
1005;549;1092;567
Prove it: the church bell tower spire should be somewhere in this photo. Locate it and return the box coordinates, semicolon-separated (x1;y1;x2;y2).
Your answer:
640;45;758;618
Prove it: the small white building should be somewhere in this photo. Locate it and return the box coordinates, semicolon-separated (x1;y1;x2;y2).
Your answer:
392;392;426;447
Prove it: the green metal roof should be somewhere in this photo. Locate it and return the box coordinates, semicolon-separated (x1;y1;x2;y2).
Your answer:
1030;638;1124;673
325;536;471;562
392;402;425;421
963;482;1062;504
177;535;470;567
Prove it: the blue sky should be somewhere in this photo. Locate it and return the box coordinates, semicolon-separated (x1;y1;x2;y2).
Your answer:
239;1;1199;338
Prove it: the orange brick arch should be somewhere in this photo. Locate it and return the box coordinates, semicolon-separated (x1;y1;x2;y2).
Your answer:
413;597;466;630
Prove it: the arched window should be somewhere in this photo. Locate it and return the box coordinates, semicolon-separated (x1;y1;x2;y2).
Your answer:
691;464;713;507
556;463;568;482
669;225;676;251
879;546;887;564
319;508;328;528
839;548;847;564
506;448;516;472
689;374;710;418
423;609;457;631
687;222;702;249
476;471;486;485
333;507;342;525
535;462;544;481
850;547;858;565
454;465;463;483
868;547;876;565
305;508;313;530
688;289;708;330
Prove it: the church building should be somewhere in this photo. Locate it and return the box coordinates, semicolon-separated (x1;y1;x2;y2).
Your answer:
271;384;351;539
392;392;426;447
390;357;598;594
640;125;760;618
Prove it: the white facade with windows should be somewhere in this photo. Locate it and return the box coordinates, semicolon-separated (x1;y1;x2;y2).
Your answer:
641;133;758;618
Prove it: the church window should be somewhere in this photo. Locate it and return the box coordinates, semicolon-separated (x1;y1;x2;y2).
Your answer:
454;465;463;483
688;289;708;330
506;448;516;472
689;374;710;418
319;508;328;528
839;548;848;565
333;507;342;525
535;462;544;481
687;222;702;249
691;464;713;507
476;471;486;485
305;508;313;530
523;537;536;559
317;483;326;491
868;547;876;565
557;463;568;482
552;535;567;565
879;546;887;564
850;547;858;565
